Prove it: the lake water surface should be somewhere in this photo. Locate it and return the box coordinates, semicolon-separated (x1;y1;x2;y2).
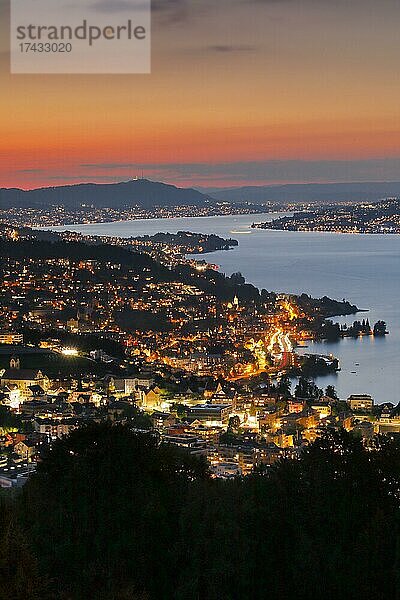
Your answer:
52;214;400;404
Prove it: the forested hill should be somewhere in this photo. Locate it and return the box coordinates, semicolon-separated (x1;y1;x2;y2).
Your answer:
0;237;270;304
0;236;359;313
0;179;212;210
0;237;169;275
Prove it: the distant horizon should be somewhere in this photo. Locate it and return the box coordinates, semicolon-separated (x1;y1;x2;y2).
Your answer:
2;1;400;189
4;156;400;190
4;176;400;193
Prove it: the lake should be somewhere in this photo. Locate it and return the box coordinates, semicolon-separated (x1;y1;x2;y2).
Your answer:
52;213;400;404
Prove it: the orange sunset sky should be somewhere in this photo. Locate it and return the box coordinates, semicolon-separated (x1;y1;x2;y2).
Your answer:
1;0;400;189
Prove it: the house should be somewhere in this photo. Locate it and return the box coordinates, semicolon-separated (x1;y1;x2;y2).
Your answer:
67;317;79;332
253;394;277;409
28;384;45;398
151;411;176;430
257;443;286;466
107;375;155;397
271;432;294;449
33;418;79;439
211;462;242;479
188;423;222;444
287;399;305;413
296;412;319;430
46;386;69;398
20;400;54;418
347;394;374;412
189;403;232;425
210;383;237;409
353;421;374;441
374;415;400;435
136;386;162;411
107;401;130;422
0;331;23;345
311;403;332;419
162;433;207;456
14;440;36;460
0;385;22;410
302;428;320;444
0;357;49;399
258;411;281;432
209;443;258;476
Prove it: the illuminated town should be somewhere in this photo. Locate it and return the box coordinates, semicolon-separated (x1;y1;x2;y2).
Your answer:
2;0;400;594
0;222;391;487
255;197;400;234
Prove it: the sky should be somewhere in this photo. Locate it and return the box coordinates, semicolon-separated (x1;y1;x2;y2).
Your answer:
1;0;400;189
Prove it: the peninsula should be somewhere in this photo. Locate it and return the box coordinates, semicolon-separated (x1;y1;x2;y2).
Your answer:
253;198;400;234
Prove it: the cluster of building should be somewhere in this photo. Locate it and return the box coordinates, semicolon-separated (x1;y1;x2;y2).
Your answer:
0;201;269;229
0;234;316;383
255;198;400;234
0;252;214;338
1;223;391;488
1;346;397;487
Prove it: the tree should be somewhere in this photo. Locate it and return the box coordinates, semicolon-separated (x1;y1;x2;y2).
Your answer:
325;385;338;400
276;375;292;398
0;494;46;600
295;376;321;400
19;423;209;599
171;402;188;418
122;404;153;429
8;424;400;600
0;406;22;434
230;272;245;285
374;320;387;336
227;415;240;433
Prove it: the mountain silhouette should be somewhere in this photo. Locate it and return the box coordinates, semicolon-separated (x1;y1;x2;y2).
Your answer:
0;179;213;210
203;181;400;204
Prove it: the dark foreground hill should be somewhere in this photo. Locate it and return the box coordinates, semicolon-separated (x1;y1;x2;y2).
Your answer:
1;423;400;600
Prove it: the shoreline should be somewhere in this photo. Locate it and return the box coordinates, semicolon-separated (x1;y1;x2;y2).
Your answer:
10;207;279;231
253;224;400;236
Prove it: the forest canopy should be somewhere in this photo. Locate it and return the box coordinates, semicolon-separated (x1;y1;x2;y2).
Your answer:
1;423;400;600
